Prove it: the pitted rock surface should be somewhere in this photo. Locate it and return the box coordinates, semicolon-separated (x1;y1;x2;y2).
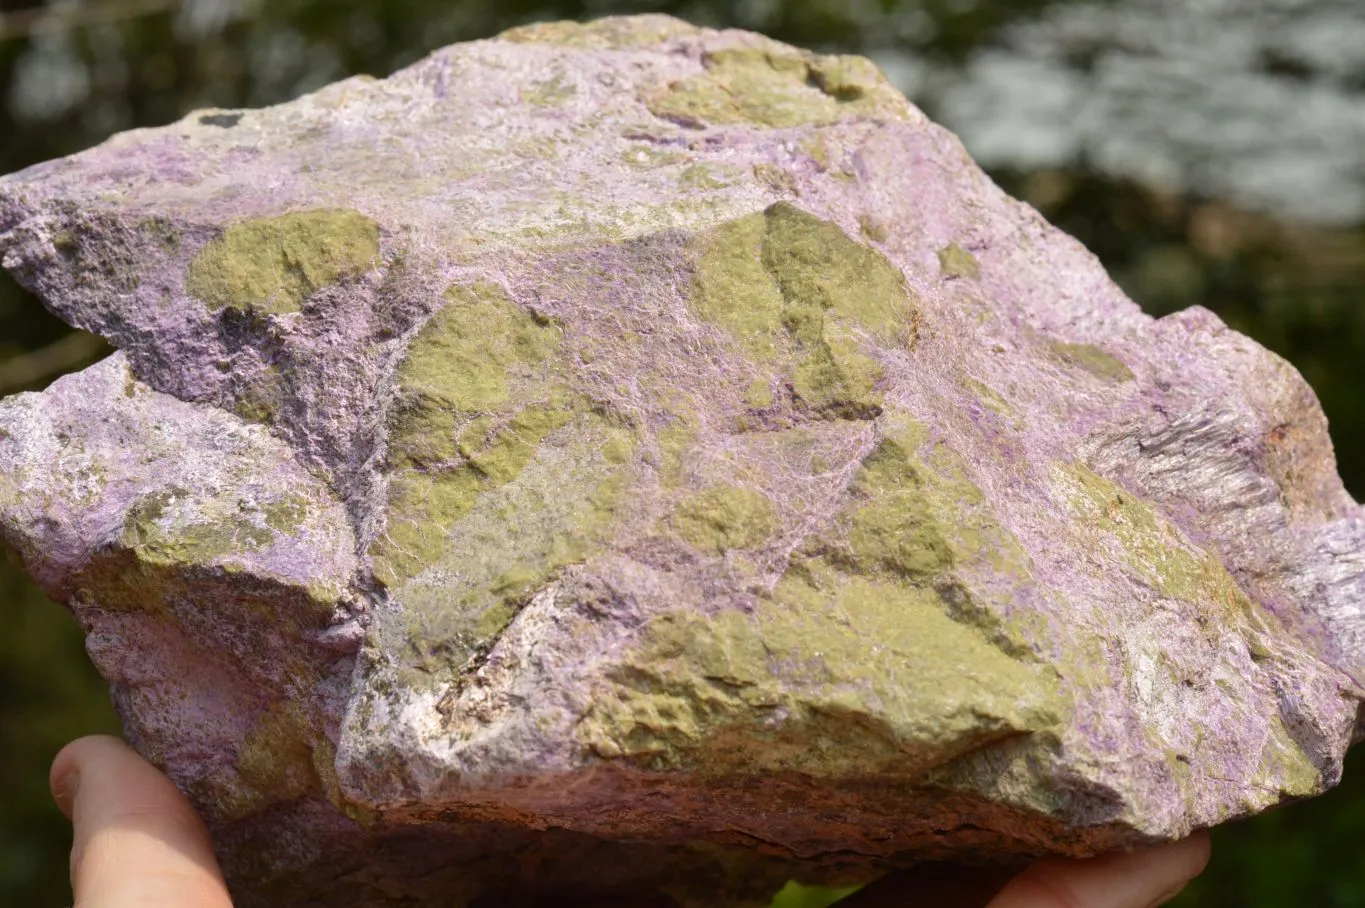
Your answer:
2;14;1363;907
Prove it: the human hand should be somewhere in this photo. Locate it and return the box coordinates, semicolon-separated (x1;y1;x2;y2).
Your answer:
50;734;1210;908
50;735;234;908
835;833;1211;908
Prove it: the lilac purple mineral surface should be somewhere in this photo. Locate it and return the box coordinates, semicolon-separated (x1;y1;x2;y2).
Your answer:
1;14;1363;908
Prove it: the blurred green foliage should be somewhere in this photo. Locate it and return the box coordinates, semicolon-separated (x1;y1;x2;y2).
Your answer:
770;881;862;908
0;549;120;900
0;2;1361;907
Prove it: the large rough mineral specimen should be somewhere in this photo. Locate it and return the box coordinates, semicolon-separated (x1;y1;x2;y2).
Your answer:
2;14;1362;907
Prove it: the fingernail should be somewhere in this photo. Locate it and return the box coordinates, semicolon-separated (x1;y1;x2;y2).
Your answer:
53;769;81;813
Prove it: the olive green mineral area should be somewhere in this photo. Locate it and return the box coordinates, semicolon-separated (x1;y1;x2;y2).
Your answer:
671;484;780;553
645;46;909;128
385;416;632;684
500;14;703;49
691;202;915;419
372;279;637;683
1046;340;1136;383
186;208;380;316
580;415;1061;775
937;243;981;280
372;280;566;586
578;564;1060;775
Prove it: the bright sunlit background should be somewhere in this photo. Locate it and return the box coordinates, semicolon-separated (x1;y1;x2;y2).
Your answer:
1;1;1363;906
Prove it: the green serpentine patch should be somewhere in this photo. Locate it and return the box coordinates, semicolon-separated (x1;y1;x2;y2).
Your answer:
232;365;287;425
579;415;1062;772
120;487;272;567
1056;463;1249;606
64;483;341;646
646;48;908;128
671;484;780;553
1053;463;1323;803
691;202;915;419
1046;341;1135;383
500;16;701;49
937;243;980;280
373;281;565;586
375;281;635;682
187;208;380;316
210;701;376;824
220;701;320;821
394;419;632;683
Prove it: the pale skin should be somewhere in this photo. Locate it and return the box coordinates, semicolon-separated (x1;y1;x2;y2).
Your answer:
51;735;1210;908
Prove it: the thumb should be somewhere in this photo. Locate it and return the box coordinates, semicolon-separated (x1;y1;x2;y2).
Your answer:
986;834;1212;908
50;735;234;908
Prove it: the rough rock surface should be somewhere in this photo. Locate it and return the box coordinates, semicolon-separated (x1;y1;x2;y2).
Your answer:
1;14;1363;907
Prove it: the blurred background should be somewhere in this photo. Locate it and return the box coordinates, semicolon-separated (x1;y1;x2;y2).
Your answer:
0;0;1361;905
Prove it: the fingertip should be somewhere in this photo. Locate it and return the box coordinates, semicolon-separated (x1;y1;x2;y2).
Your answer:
1180;829;1213;875
49;734;122;818
51;734;233;908
987;834;1213;908
1151;831;1212;905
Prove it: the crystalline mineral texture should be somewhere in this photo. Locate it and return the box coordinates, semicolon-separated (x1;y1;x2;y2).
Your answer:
2;14;1363;907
